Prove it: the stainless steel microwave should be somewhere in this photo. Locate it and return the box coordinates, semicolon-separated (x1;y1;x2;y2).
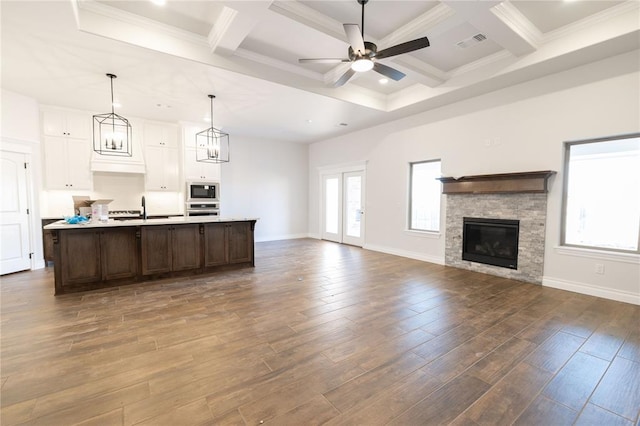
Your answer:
186;181;219;202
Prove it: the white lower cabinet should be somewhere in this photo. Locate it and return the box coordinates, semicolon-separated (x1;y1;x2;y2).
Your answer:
145;146;179;191
43;136;92;190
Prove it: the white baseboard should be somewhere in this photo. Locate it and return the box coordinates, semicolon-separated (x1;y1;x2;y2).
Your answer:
32;259;46;270
307;233;321;240
364;243;445;265
543;276;640;305
255;233;309;243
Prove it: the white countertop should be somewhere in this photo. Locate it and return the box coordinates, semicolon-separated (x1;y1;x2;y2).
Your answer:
44;216;258;230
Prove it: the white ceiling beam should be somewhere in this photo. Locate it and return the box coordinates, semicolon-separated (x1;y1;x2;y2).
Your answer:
208;2;275;57
207;6;238;56
269;1;347;43
377;3;455;49
491;1;542;50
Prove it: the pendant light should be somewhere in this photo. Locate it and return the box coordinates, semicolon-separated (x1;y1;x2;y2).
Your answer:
196;94;230;163
93;73;132;157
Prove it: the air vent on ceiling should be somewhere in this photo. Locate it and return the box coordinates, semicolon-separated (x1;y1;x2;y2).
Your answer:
456;33;487;49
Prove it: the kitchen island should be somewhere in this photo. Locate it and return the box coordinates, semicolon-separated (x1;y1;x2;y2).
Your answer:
44;217;257;294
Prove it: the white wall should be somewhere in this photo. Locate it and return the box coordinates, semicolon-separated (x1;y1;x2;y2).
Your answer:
308;50;640;304
1;89;45;269
222;135;308;242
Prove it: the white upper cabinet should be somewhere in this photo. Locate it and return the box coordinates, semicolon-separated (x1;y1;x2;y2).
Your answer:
182;124;221;182
143;122;178;148
41;108;92;190
143;121;179;191
43;136;92;190
145;146;179;191
42;109;90;139
183;148;221;182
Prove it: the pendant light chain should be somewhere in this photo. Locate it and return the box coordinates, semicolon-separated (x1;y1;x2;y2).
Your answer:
209;94;215;127
110;75;115;116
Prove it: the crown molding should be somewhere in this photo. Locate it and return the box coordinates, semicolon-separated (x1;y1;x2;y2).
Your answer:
449;50;513;79
392;56;446;86
76;0;208;47
234;48;324;81
323;62;352;86
543;0;640;43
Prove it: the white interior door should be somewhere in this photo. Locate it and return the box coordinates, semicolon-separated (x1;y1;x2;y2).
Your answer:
321;170;365;247
0;150;31;275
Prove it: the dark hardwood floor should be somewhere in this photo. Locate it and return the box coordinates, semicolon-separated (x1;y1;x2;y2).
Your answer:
1;238;639;425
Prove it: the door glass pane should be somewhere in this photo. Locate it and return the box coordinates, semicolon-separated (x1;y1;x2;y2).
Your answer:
345;175;361;238
325;177;339;234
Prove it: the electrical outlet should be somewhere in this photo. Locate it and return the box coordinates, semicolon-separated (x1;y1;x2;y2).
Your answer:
595;263;605;274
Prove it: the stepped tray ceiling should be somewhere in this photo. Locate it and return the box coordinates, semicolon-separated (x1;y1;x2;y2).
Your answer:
1;0;638;143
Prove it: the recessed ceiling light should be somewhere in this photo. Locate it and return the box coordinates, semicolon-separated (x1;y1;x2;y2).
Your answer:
306;119;313;124
204;116;211;122
379;78;389;84
150;0;166;6
112;102;121;108
339;123;348;127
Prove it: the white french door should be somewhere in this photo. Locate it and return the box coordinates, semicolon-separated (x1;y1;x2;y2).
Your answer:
321;170;365;247
0;150;31;275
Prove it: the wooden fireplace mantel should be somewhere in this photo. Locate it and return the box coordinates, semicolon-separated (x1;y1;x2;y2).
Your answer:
438;170;556;194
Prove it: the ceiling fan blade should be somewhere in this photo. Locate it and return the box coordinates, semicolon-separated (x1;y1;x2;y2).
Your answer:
373;62;405;81
375;37;430;60
334;68;357;88
343;24;366;55
299;58;350;64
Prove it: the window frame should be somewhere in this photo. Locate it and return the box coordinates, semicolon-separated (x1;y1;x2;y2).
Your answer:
408;159;442;233
561;133;640;254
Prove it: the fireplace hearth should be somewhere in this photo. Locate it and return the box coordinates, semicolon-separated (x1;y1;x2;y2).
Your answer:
462;217;519;269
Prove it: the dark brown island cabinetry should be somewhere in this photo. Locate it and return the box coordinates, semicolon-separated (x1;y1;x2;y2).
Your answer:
54;227;138;292
141;224;201;275
42;218;61;264
50;220;256;294
203;222;254;267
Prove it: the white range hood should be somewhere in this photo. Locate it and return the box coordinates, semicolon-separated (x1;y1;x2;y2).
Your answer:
91;154;145;173
90;118;145;174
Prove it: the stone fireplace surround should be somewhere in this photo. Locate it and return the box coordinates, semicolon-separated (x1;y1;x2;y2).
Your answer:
441;171;555;284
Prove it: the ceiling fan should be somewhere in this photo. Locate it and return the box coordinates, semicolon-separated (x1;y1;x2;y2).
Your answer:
299;0;430;87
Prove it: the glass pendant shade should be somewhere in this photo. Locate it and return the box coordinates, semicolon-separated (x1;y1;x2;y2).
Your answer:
196;94;230;163
93;73;132;157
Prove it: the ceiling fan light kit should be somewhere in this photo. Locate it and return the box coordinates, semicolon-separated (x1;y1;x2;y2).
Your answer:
93;73;132;157
298;0;430;87
352;58;373;72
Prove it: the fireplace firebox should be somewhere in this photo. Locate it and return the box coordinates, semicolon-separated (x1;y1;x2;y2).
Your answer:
462;217;520;269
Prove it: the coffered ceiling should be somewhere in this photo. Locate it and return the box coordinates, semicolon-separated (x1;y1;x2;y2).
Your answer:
1;0;638;143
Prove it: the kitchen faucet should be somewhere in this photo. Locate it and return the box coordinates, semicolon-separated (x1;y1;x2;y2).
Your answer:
141;195;147;220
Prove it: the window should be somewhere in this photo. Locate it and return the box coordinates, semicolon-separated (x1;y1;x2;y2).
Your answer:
562;134;640;253
409;160;441;232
